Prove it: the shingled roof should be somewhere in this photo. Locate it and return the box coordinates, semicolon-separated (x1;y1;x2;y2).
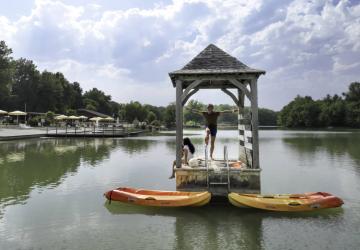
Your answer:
169;44;265;76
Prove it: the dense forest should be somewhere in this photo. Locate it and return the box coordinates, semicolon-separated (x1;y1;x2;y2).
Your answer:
1;40;358;128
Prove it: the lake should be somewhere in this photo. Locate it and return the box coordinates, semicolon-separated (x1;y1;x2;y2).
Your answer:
0;130;359;250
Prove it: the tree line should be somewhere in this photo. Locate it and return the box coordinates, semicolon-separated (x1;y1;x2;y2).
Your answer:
278;82;360;128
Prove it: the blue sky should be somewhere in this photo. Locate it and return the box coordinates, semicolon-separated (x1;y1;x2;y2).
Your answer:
0;0;359;110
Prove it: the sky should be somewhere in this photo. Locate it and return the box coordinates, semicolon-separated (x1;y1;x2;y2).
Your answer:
0;0;359;110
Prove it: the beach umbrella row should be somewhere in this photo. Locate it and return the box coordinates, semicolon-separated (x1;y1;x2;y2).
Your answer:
54;115;114;122
1;110;28;123
1;111;115;123
0;110;27;116
89;116;114;122
55;115;89;120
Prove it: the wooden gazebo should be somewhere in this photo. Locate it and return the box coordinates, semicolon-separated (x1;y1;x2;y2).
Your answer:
169;44;266;196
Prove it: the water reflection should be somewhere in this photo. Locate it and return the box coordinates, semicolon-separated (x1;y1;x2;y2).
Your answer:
282;132;360;167
0;138;154;216
0;131;357;250
104;202;344;250
104;202;263;250
116;138;157;155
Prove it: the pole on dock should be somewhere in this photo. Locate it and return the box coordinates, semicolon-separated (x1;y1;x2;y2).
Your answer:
175;80;183;169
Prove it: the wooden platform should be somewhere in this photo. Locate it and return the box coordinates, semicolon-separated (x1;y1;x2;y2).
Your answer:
45;127;143;138
175;159;261;196
46;131;142;138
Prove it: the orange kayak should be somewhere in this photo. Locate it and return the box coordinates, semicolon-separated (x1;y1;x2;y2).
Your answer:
104;187;211;207
229;192;344;212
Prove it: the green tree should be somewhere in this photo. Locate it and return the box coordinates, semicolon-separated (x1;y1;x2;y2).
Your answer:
123;101;147;122
0;41;13;107
109;101;121;117
83;88;112;114
147;111;157;124
184;100;204;125
66;109;76;116
344;82;360;127
278;96;321;127
151;120;161;127
12;58;41;111
164;103;176;128
45;111;55;125
318;94;346;127
83;98;98;111
36;71;64;112
217;104;237;124
71;82;83;109
259;108;278;126
144;104;164;122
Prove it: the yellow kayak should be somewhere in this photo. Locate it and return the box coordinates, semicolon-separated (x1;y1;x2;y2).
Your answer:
228;192;344;212
105;187;211;207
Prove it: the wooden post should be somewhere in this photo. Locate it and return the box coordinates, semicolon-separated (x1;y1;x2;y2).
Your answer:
175;80;183;169
250;78;259;169
237;89;247;164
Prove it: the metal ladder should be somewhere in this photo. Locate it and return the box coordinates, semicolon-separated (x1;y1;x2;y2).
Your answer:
206;145;231;191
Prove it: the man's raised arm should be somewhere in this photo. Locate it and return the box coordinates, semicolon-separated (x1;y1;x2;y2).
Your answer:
184;106;204;114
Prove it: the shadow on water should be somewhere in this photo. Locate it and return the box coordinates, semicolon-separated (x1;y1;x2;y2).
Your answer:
104;201;344;250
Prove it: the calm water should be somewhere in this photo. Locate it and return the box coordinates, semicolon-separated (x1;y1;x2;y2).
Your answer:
0;130;359;250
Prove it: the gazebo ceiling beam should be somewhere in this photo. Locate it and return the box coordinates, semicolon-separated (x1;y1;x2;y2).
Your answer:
182;88;199;106
229;79;251;100
181;79;203;103
191;85;240;89
221;88;239;106
172;74;258;82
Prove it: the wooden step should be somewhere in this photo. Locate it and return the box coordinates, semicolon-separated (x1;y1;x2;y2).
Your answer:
209;182;228;185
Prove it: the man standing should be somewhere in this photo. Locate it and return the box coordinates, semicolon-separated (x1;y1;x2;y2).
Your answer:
188;104;236;159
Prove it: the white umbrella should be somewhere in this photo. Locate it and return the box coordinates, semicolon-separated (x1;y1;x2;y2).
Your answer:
89;117;103;121
9;110;27;124
101;117;115;122
9;110;27;116
0;110;7;115
78;115;88;120
55;115;68;120
67;115;80;120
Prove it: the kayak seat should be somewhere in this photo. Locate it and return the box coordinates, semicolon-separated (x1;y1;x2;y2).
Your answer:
288;202;301;206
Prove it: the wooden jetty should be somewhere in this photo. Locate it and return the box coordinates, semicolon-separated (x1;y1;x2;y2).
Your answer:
169;44;265;196
45;126;143;138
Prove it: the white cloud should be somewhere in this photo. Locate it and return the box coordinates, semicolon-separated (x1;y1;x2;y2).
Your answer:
0;0;359;110
36;59;174;105
0;16;17;44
